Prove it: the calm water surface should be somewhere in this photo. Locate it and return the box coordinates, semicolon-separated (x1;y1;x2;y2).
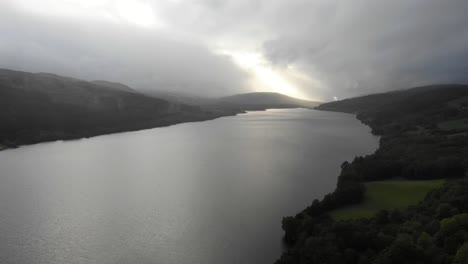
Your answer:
0;109;378;264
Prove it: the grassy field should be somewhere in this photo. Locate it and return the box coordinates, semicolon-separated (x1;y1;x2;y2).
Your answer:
438;118;468;130
330;179;445;221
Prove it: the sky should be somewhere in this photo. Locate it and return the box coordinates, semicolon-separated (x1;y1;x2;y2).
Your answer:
1;0;468;101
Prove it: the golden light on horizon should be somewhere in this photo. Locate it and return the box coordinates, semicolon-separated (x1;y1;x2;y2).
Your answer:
219;50;313;100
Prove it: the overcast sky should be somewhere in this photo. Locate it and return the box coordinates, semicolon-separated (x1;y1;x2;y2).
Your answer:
1;0;467;101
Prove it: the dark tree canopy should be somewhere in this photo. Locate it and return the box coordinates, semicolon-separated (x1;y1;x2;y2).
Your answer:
276;85;468;264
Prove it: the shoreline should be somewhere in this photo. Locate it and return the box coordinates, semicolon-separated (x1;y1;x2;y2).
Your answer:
0;111;240;152
276;92;468;263
0;107;313;152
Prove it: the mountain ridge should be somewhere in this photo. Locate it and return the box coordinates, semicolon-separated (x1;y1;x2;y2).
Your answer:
276;83;468;264
0;68;319;149
217;92;320;109
0;68;228;149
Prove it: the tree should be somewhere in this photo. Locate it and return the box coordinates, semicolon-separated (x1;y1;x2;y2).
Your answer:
438;203;455;219
282;216;300;244
374;234;427;264
453;243;468;264
417;232;432;250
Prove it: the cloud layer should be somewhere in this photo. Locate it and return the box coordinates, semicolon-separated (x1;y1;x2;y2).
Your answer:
0;1;249;97
1;0;468;100
261;0;468;99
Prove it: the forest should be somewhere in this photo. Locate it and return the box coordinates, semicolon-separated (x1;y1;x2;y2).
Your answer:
0;69;237;148
0;69;318;149
276;85;468;264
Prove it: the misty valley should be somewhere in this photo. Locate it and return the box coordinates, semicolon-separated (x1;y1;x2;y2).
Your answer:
1;67;468;264
2;1;468;263
1;69;468;264
0;69;319;150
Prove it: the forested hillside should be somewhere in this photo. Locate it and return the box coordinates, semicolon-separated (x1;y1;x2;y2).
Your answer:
215;92;320;110
276;85;468;264
0;69;229;148
317;84;468;134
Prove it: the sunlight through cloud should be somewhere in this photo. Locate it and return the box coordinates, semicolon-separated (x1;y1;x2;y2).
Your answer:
219;50;312;100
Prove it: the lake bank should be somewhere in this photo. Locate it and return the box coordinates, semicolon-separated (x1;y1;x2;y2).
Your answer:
0;107;316;152
0;110;241;151
275;87;468;263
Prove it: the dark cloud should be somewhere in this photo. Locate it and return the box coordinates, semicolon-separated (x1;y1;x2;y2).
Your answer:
0;1;249;97
1;0;467;100
261;0;468;99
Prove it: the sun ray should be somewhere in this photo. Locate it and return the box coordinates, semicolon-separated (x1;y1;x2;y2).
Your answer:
218;50;313;100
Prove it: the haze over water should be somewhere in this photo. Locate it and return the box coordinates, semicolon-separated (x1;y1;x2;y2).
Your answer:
0;109;378;264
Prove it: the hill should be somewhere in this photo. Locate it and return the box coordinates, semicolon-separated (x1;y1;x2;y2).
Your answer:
216;92;320;110
142;91;320;111
317;84;468;114
0;69;230;148
142;90;216;106
316;84;468;134
276;84;468;264
0;69;322;149
90;80;137;93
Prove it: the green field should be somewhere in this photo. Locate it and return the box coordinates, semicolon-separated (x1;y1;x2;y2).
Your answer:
330;179;445;221
438;118;468;130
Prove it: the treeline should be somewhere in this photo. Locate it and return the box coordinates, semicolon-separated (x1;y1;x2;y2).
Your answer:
317;85;468;122
276;85;468;264
318;84;468;135
278;179;468;264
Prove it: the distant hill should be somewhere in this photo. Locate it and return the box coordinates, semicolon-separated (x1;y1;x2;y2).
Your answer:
90;80;137;93
143;90;216;106
142;91;321;111
0;68;169;112
317;84;468;115
277;84;468;264
0;69;227;148
316;84;468;134
217;92;320;109
0;68;322;149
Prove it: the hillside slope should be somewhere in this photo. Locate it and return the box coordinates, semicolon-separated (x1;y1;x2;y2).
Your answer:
142;90;216;106
317;84;468;134
0;69;322;149
0;69;226;148
142;91;320;110
90;80;137;93
217;92;320;109
276;84;468;264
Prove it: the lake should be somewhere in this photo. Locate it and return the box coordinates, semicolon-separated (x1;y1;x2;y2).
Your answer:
0;109;378;264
